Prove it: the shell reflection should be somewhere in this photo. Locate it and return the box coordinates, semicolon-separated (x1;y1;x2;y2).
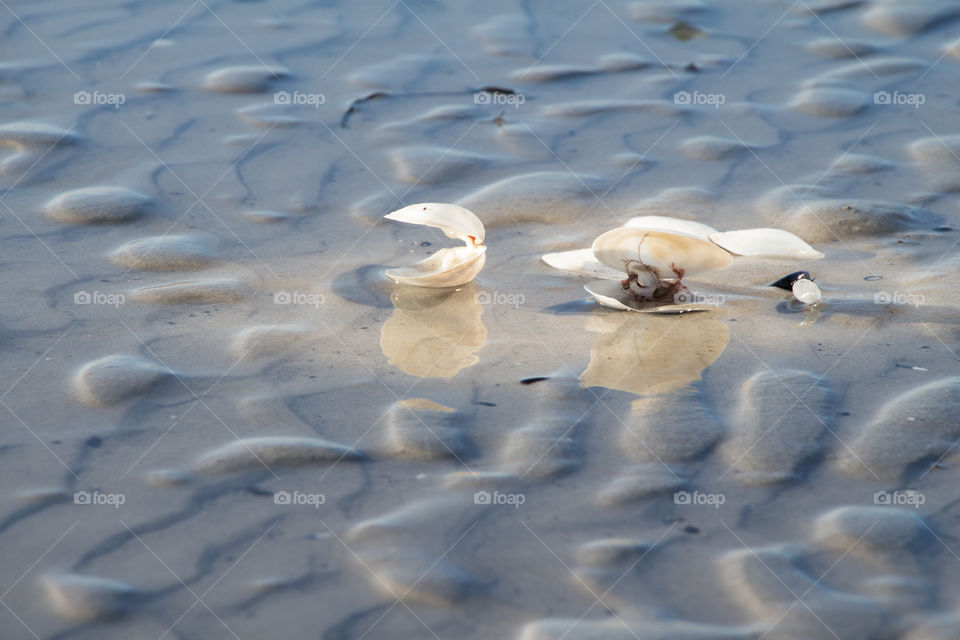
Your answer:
580;313;730;396
380;285;487;378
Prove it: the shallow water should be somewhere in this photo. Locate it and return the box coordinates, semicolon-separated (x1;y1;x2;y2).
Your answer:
2;0;960;638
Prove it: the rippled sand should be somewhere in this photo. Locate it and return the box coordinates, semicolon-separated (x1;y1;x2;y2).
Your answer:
2;0;960;638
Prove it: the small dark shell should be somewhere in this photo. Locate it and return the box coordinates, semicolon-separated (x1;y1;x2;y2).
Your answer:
769;271;812;291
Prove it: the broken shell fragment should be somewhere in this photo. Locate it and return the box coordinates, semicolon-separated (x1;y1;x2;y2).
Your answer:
791;278;822;305
384;203;486;288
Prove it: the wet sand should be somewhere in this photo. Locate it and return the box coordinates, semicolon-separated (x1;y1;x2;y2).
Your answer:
2;0;960;638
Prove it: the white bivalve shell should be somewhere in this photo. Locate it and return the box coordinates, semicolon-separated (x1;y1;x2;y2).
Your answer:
581;280;713;313
792;278;822;305
540;215;826;312
384;203;486;288
591;227;734;278
709;228;825;259
541;248;623;280
623;215;719;241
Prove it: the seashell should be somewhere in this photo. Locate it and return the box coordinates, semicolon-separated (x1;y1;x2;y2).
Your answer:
592;227;733;302
791;278;822;305
386;202;484;247
583;280;712;313
542;215;825;311
384;203;486;288
593;228;733;278
384;247;486;288
623;215;718;240
709;228;825;259
769;270;813;290
767;270;821;305
540;248;623;280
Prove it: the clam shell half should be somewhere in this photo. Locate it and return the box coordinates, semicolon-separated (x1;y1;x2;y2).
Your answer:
709;228;824;259
385;245;486;288
584;281;711;314
591;227;733;278
385;202;484;245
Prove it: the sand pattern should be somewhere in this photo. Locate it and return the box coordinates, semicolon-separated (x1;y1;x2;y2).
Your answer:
2;0;960;638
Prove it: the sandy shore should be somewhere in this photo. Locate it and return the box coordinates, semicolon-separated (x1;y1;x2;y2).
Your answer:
1;0;960;638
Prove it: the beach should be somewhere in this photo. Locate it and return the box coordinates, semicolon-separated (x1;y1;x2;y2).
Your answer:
1;0;960;638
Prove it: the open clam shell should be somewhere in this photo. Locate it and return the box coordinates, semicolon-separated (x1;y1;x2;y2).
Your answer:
384;203;486;288
541;215;826;312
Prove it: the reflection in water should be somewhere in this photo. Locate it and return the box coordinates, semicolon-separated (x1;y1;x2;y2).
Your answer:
380;284;487;378
777;298;825;326
580;312;729;395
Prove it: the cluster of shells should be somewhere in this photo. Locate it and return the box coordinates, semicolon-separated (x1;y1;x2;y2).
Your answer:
384;203;824;312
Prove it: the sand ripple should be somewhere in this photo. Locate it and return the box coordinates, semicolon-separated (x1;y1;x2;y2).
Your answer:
45;186;152;224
